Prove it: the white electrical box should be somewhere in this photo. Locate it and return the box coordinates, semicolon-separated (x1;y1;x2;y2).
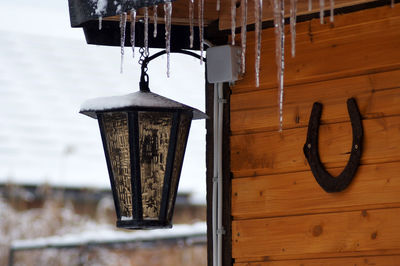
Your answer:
206;45;241;83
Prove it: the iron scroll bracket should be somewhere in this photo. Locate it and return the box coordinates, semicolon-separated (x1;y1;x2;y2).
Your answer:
303;98;363;193
139;49;206;92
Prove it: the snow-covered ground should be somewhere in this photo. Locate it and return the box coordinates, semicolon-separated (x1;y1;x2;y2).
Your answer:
12;222;206;250
0;197;206;265
0;0;206;204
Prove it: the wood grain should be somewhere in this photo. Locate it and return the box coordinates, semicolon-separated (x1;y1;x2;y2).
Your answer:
218;0;380;30
232;208;400;260
231;116;400;177
229;5;400;266
231;71;400;134
234;255;400;266
232;162;400;219
231;69;400;110
231;5;400;92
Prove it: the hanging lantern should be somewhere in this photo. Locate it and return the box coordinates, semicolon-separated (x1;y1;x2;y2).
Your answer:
80;84;206;229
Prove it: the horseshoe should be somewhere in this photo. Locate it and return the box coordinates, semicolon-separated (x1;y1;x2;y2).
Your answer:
303;98;363;193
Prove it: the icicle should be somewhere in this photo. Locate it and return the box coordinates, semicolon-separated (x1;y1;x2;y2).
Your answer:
153;5;158;38
144;7;149;53
320;0;325;24
272;0;285;132
240;0;248;74
98;16;102;30
308;0;312;11
120;12;127;74
189;0;194;48
272;0;280;73
278;0;285;132
199;0;204;65
290;0;297;58
217;0;221;11
330;0;334;23
231;0;237;45
130;9;136;58
164;2;172;77
255;0;262;87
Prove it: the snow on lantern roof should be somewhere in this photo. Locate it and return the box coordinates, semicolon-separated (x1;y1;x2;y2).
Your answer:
80;90;208;120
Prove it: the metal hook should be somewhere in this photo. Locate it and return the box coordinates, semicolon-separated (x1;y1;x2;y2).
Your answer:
139;47;150;92
138;48;206;92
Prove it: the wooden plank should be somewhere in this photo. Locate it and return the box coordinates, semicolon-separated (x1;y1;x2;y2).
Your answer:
231;5;400;92
232;208;400;260
231;71;400;134
233;249;400;263
218;0;380;30
231;116;400;177
234;255;400;266
240;3;400;45
231;70;400;110
232;162;400;220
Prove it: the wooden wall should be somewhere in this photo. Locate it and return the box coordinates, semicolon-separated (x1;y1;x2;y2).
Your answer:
230;4;400;265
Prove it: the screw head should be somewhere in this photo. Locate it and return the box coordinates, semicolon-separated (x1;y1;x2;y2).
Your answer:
307;143;311;149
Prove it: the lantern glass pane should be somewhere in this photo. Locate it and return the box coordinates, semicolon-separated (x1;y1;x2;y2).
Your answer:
102;112;133;219
167;113;192;220
139;111;173;220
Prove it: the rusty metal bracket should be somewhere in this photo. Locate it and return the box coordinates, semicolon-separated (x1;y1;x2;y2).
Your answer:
303;98;363;193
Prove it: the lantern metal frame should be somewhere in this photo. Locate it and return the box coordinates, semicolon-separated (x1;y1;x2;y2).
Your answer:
80;50;207;229
97;108;191;229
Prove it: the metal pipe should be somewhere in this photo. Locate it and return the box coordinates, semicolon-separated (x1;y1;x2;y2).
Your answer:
212;83;219;266
217;82;224;266
203;39;214;48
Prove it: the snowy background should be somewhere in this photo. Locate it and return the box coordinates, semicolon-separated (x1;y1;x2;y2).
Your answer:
0;0;207;264
0;0;206;204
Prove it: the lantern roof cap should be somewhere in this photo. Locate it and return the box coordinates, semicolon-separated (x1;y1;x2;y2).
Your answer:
80;90;207;120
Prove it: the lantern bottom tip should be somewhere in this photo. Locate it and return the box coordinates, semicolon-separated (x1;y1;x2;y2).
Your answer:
116;219;173;230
